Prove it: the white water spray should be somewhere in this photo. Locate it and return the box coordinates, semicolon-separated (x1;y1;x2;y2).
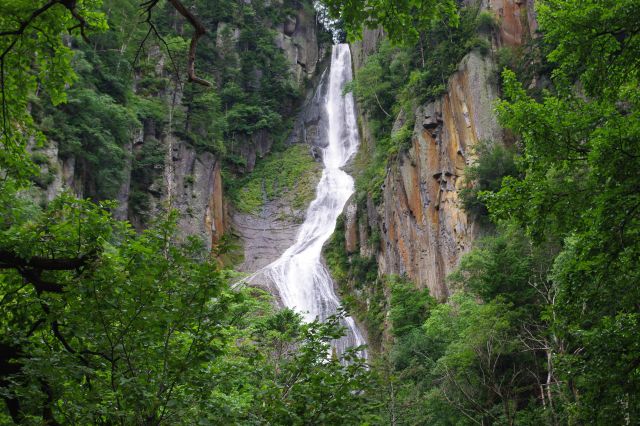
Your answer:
252;44;366;355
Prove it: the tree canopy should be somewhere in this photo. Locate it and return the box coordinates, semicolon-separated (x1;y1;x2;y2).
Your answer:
322;0;459;44
0;1;373;423
2;0;640;423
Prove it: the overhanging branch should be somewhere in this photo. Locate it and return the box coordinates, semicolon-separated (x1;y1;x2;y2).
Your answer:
167;0;211;87
140;0;212;87
0;249;97;293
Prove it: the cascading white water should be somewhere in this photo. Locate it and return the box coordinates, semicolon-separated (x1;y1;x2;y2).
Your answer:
260;44;366;355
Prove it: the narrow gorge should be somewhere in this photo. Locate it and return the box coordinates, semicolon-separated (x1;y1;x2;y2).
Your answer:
2;0;639;423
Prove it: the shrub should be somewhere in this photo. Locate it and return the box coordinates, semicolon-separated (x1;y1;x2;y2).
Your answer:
497;46;518;71
31;152;50;165
466;36;492;56
230;144;319;213
476;10;499;33
460;141;518;221
388;275;435;337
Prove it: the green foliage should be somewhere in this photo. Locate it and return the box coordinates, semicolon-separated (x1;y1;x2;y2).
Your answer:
349;7;481;120
248;310;375;425
380;1;640;422
323;0;459;45
0;0;107;180
368;222;566;424
466;35;491;56
202;0;304;161
460;140;518;221
476;10;499;33
497;46;518;71
229;144;320;213
178;84;226;154
324;215;386;349
388;276;435;338
0;180;373;423
13;0;309;206
474;1;640;422
9;0;640;423
420;294;531;424
225;103;281;135
0;2;378;423
537;0;640;100
452;226;558;311
42;86;138;199
378;288;545;425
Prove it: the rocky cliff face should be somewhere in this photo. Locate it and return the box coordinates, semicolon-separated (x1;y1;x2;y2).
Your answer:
150;2;324;250
373;52;500;300
164;140;227;248
232;64;330;285
475;0;537;46
274;5;321;85
344;1;536;300
40;0;324;252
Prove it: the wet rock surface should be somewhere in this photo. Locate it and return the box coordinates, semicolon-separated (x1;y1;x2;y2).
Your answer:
232;197;307;291
231;60;331;289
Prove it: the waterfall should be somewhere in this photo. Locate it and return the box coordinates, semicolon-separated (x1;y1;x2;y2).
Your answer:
257;44;366;355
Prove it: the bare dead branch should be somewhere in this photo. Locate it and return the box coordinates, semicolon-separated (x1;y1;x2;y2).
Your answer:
167;0;211;86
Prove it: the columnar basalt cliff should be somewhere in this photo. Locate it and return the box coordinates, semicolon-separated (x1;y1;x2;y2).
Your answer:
342;0;537;301
375;51;501;300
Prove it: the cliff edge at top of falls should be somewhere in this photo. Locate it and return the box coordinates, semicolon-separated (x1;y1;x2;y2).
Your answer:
340;0;539;302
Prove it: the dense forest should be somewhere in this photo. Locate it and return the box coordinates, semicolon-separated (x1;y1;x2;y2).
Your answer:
1;0;639;424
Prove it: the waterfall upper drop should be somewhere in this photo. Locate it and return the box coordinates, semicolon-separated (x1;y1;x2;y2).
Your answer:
257;44;366;354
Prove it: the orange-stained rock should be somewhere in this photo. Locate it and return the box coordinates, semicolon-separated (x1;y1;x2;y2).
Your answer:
204;161;226;246
484;0;538;46
375;51;502;300
345;199;359;253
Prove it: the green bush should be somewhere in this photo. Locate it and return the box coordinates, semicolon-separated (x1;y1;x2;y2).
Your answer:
324;215;386;348
476;10;499;33
497;46;518;71
388;275;436;337
30;152;50;166
460;141;518;221
466;36;492;56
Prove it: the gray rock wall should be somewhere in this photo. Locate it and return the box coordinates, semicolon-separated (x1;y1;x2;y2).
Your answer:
232;65;330;285
39;0;324;252
344;1;537;299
